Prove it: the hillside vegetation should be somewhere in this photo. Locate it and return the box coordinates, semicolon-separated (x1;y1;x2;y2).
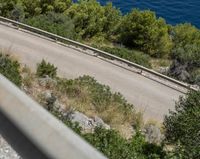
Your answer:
0;0;200;86
0;53;199;159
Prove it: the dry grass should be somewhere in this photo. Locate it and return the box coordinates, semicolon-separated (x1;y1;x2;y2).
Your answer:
22;74;144;138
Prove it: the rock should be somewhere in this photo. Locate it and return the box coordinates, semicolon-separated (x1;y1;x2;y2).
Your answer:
143;124;163;144
52;100;66;114
67;111;110;131
168;60;190;81
42;90;56;110
158;67;169;74
68;111;94;131
38;75;57;88
93;116;110;130
179;70;190;81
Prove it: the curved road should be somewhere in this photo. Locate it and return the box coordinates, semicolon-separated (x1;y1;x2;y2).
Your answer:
0;24;183;121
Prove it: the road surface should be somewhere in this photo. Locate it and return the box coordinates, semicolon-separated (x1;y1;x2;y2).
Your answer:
0;24;183;121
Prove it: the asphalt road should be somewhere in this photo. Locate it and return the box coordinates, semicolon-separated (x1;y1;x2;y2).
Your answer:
0;24;183;121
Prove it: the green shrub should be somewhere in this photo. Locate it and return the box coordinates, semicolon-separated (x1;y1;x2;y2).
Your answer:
0;0;17;17
25;12;77;39
84;127;166;159
0;53;22;86
51;107;165;159
100;46;152;68
36;59;57;78
119;9;172;58
9;3;25;21
169;24;200;84
164;91;200;159
21;0;72;17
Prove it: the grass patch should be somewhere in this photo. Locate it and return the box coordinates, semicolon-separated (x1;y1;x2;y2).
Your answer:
56;75;142;131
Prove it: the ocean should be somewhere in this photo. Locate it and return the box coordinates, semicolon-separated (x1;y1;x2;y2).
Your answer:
97;0;200;28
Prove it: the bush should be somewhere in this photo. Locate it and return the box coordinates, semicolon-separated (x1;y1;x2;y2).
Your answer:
21;0;72;17
25;12;77;39
36;59;57;78
164;91;200;158
100;46;152;68
0;0;17;17
171;23;200;50
168;24;200;84
9;4;25;21
0;53;22;86
119;9;172;58
66;0;121;39
66;0;106;38
84;127;166;159
51;108;165;159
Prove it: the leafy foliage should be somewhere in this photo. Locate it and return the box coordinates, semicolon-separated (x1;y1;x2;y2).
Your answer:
51;107;165;159
9;3;25;21
171;23;200;49
0;53;22;86
164;91;200;159
171;23;200;66
169;24;200;84
21;0;72;17
36;59;57;78
66;0;121;39
0;0;17;17
102;3;122;38
26;12;77;39
66;0;106;38
119;9;172;57
84;127;166;159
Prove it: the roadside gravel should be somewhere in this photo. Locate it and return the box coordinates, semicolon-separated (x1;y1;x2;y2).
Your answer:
0;135;21;159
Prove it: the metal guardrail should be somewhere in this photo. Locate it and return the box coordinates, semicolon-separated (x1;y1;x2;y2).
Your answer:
0;74;107;159
0;16;198;92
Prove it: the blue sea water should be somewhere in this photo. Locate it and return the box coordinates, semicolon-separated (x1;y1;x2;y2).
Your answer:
97;0;200;28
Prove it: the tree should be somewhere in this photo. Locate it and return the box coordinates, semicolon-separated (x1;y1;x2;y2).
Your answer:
169;24;200;84
21;0;72;17
9;4;25;22
39;0;72;14
171;23;200;49
0;53;22;86
0;0;17;17
66;0;106;38
103;3;122;39
164;91;200;158
21;0;41;17
119;9;172;58
52;0;72;13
